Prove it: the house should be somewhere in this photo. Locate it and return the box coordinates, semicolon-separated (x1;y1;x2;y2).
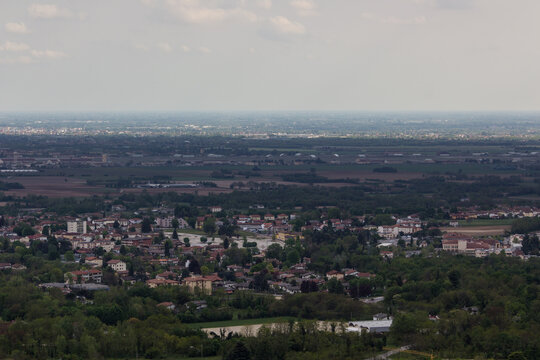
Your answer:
276;214;288;221
107;259;127;272
156;271;177;280
186;300;208;311
264;214;275;221
346;319;393;333
442;239;459;252
85;257;103;267
146;279;180;288
66;269;102;284
156;216;174;228
183;275;222;295
326;270;344;281
195;217;206;230
157;302;176;311
11;264;27;271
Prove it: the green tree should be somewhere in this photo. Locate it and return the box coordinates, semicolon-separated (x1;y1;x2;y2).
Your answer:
266;243;284;260
64;250;75;262
225;341;251;360
203;217;217;235
141;218;152;233
326;278;344;294
164;239;172;257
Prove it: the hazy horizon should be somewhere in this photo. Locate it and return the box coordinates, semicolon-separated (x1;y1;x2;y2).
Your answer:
2;0;540;112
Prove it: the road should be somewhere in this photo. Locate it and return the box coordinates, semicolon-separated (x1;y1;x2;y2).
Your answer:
366;345;411;360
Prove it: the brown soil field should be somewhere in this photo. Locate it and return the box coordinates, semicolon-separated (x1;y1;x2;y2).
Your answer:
260;169;424;182
120;187;235;196
4;177;238;198
439;225;511;236
317;170;423;181
3;177;105;198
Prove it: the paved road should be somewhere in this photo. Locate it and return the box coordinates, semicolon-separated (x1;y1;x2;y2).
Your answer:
366;345;411;360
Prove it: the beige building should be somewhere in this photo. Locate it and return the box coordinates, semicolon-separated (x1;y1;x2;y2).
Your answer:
107;259;127;272
326;270;344;281
184;275;221;295
85;257;103;267
67;219;87;234
146;279;180;288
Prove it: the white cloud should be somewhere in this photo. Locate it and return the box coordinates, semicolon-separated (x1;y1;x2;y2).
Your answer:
257;0;272;10
382;16;427;25
133;43;149;51
0;55;33;64
30;50;67;59
412;0;474;10
140;0;158;6
291;0;317;16
198;46;211;53
361;12;427;25
0;41;30;52
5;22;30;34
28;4;73;19
291;0;315;11
157;42;173;53
269;16;306;35
164;0;258;24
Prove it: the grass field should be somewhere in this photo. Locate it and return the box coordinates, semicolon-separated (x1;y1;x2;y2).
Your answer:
36;162;517;181
457;218;515;226
186;317;295;329
3;160;525;199
177;229;207;236
440;225;510;236
121;357;219;360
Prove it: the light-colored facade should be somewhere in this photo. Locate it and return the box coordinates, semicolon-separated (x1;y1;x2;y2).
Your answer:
67;219;87;234
108;260;127;272
184;275;221;295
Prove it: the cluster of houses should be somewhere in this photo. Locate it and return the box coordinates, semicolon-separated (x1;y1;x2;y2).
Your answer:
441;232;526;258
449;206;540;220
0;203;538;300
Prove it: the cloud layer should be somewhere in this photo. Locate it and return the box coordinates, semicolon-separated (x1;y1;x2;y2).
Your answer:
1;0;539;111
28;4;73;19
5;22;30;34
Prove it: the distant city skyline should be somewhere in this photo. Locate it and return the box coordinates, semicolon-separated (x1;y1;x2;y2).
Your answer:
1;0;539;112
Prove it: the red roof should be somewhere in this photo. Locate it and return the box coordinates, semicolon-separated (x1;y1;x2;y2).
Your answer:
70;269;102;276
184;275;222;282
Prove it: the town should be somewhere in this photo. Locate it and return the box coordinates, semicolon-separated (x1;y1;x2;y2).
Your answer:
1;201;537;298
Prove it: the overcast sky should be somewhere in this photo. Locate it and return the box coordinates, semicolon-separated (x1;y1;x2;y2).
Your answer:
0;0;539;112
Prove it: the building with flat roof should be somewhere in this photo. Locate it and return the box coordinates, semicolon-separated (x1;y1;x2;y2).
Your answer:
67;219;87;234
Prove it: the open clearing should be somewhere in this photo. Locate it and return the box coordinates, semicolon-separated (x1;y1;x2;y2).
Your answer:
177;232;280;251
192;318;345;337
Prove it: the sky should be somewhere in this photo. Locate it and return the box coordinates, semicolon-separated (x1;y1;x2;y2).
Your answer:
0;0;539;112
